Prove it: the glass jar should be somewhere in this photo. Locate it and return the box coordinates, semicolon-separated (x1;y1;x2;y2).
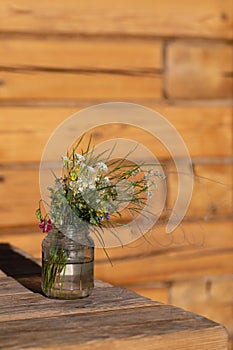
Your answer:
41;226;94;299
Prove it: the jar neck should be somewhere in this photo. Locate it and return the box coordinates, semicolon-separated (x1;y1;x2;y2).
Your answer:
57;224;90;239
45;224;94;247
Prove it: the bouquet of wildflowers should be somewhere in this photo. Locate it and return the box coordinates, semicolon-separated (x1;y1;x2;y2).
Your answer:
36;137;163;240
36;137;164;294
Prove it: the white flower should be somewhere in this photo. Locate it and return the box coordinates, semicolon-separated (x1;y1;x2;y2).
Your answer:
75;154;85;162
69;181;76;190
155;170;166;179
78;185;84;193
96;162;108;173
61;155;70;166
87;166;96;174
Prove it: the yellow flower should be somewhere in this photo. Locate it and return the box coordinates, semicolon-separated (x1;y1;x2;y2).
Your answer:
96;210;104;217
70;172;77;181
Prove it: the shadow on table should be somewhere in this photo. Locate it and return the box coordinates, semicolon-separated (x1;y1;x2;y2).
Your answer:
0;243;42;294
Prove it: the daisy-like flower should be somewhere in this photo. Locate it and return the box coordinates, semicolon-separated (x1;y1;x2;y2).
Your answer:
96;162;108;173
75;154;85;162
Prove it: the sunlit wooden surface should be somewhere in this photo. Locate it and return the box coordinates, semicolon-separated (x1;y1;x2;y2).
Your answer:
0;244;229;350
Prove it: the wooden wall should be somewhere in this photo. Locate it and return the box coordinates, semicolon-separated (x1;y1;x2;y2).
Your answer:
0;0;232;347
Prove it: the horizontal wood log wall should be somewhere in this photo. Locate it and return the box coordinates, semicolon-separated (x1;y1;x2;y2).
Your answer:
0;0;232;347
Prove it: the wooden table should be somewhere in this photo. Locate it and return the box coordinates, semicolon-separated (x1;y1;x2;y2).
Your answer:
0;243;228;350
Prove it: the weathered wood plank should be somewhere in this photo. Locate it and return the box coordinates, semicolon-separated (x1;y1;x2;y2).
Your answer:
0;305;228;350
0;245;229;349
0;105;232;163
71;327;228;350
171;278;233;338
0;0;232;39
0;71;162;101
0;38;162;70
0;286;157;322
0;243;42;293
166;42;233;99
0;276;32;295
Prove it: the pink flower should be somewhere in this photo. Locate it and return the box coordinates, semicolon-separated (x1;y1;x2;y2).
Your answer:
39;219;53;232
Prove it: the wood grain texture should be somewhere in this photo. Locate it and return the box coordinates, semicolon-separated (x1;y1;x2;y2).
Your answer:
0;167;39;227
0;270;6;277
0;163;231;226
0;306;228;350
167;163;233;219
211;279;233;303
0;71;162;101
171;278;233;337
166;43;233;99
0;0;232;39
127;283;170;304
0;104;231;227
0;38;162;71
0;286;158;322
0;245;228;350
0;105;232;163
0;276;32;295
94;220;233;284
96;250;233;286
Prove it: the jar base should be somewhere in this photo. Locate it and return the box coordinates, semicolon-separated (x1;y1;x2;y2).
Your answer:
42;287;93;300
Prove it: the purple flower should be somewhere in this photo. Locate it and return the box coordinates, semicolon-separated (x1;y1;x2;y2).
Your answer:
105;212;110;220
39;219;53;233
